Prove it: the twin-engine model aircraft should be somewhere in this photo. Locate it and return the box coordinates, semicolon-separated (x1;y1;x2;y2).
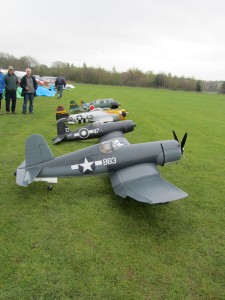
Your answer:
53;120;136;144
15;131;188;204
80;98;120;110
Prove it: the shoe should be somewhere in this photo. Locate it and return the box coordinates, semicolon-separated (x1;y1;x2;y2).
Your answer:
12;112;16;114
6;111;10;114
29;111;34;114
22;111;27;114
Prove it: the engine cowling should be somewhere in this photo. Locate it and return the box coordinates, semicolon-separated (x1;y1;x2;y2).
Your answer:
157;140;182;166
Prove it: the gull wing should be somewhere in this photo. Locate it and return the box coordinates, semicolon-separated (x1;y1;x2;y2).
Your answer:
110;163;188;204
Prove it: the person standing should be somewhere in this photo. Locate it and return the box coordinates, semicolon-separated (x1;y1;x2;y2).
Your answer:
4;66;19;114
0;66;5;115
55;73;66;99
20;68;37;114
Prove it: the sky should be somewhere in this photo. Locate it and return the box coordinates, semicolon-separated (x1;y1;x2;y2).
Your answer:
1;0;225;81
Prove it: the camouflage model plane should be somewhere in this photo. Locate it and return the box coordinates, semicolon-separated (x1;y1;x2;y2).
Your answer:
15;131;188;204
53;119;136;144
80;98;120;110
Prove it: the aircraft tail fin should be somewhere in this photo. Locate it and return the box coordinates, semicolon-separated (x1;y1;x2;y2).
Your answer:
52;119;69;144
70;100;80;111
16;135;55;186
57;118;70;136
26;134;55;166
56;106;69;120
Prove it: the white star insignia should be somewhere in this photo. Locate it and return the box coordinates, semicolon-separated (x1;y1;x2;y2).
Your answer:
79;158;94;173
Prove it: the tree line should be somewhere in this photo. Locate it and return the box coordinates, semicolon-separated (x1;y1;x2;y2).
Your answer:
1;52;224;93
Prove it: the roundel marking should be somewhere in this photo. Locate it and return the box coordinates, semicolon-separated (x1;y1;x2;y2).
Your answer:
79;128;89;139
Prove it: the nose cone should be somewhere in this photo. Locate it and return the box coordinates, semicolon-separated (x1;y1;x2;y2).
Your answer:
119;110;127;120
111;101;120;109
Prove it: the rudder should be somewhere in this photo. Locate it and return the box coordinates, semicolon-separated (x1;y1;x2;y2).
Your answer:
26;134;55;166
57;119;70;136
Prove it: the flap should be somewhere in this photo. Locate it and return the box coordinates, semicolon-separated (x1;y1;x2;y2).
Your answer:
110;163;188;204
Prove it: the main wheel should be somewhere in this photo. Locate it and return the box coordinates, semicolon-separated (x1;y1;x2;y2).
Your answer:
47;185;53;191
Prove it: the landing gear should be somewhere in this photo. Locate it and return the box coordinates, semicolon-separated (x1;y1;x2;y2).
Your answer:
47;185;53;191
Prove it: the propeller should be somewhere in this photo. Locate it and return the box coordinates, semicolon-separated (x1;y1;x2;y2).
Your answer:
172;130;187;154
120;111;127;117
173;130;190;170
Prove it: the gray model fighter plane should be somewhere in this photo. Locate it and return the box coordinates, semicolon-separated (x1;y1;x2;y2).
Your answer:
15;131;188;204
53;119;136;144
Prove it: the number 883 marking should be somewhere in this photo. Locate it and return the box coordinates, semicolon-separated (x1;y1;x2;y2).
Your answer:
102;157;117;165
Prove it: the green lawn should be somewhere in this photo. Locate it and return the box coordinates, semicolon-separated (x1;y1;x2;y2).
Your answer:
0;84;224;299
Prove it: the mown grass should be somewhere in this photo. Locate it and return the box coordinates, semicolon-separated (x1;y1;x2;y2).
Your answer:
0;84;225;299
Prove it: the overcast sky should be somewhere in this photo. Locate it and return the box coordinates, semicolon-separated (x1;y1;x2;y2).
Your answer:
1;0;225;81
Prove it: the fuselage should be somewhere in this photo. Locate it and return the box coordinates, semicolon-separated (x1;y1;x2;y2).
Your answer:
68;108;126;124
36;139;181;179
64;120;135;141
82;99;120;110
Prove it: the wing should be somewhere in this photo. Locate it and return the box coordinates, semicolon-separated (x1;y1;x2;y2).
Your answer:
110;163;188;204
99;131;125;143
92;115;115;123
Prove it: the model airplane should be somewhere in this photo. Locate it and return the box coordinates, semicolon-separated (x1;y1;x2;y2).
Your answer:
53;119;136;144
15;131;188;204
80;98;120;110
67;107;127;124
56;101;127;122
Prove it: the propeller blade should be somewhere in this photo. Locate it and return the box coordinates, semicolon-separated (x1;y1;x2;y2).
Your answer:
172;130;179;142
181;133;187;150
172;130;189;169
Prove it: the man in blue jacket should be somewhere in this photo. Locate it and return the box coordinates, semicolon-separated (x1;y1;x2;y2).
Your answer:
4;66;19;114
0;66;5;115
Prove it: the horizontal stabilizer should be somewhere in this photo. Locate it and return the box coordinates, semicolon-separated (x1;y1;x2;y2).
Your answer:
16;160;41;186
110;163;188;204
52;135;66;144
16;161;28;186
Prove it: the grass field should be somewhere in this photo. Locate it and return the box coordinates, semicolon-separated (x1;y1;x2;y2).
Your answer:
0;84;224;299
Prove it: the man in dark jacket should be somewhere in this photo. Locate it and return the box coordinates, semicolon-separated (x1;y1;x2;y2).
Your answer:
4;66;19;114
55;74;66;99
20;68;37;114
